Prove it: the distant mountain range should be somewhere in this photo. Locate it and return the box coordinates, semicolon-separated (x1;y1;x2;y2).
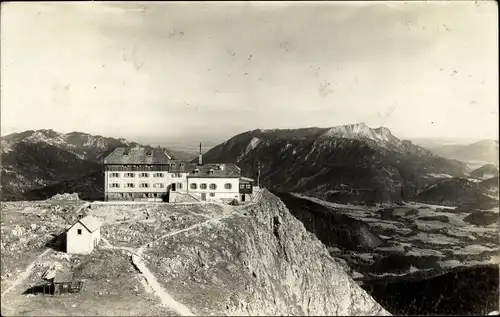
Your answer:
2;125;497;205
0;129;180;201
418;139;499;168
198;123;471;204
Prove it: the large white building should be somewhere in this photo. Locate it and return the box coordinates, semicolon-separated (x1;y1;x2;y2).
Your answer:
103;146;255;203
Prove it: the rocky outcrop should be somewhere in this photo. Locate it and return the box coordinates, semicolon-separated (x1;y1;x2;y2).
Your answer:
143;190;390;316
230;191;390;315
48;193;81;201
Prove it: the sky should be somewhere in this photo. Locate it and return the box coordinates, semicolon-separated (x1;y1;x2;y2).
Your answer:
1;1;498;145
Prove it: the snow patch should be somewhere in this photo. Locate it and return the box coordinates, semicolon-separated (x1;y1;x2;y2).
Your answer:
428;173;453;178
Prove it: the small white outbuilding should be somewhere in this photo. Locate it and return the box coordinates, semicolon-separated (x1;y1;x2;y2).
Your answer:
66;215;101;255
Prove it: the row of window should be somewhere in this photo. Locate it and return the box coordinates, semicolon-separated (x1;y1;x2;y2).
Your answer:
109;183;166;188
190;183;227;190
116;191;217;199
110;172;183;178
108;182;251;190
118;163;186;167
120;193;162;198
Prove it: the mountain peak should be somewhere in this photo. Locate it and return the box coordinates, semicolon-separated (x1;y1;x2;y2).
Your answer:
320;123;399;144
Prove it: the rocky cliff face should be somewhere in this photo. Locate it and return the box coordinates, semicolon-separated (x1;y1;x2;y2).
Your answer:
143;190;390;316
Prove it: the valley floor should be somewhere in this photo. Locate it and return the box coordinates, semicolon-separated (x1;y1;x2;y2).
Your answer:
292;193;499;281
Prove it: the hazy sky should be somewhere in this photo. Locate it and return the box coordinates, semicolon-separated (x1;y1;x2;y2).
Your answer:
1;1;498;144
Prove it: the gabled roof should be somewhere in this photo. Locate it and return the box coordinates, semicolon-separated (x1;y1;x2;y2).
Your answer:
77;215;101;233
104;147;171;165
187;163;241;178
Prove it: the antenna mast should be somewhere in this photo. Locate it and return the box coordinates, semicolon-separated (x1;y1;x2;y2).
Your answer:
257;161;261;187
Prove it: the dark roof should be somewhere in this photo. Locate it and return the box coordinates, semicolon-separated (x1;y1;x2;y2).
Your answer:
104;147;171;165
187;163;241;178
168;160;198;173
53;271;74;283
77;215;101;233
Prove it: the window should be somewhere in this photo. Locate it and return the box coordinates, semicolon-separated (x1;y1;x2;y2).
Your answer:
208;169;214;174
109;183;120;188
209;183;217;190
139;172;149;177
176;173;182;178
125;183;135;188
125;173;135;178
240;184;245;189
153;173;164;177
153;183;164;188
110;172;119;178
178;183;183;189
224;183;232;190
193;168;200;174
190;183;197;190
140;183;149;188
209;193;215;197
245;184;251;189
180;163;185;167
200;183;207;190
77;229;82;235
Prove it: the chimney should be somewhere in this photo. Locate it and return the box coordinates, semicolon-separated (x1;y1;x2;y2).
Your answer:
198;142;203;165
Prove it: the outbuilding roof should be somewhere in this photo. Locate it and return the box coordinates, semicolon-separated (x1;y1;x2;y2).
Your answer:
77;215;101;233
104;146;171;165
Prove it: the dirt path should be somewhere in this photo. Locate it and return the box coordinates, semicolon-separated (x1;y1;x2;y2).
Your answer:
1;248;51;298
131;254;194;316
101;217;228;316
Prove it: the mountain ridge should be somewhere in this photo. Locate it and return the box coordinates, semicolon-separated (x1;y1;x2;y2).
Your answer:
0;129;177;201
198;123;470;204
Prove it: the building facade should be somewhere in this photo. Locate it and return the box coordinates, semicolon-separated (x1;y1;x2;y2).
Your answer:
103;146;254;203
66;215;101;254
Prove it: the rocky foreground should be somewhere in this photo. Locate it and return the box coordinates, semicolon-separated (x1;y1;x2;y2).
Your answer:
1;190;389;316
